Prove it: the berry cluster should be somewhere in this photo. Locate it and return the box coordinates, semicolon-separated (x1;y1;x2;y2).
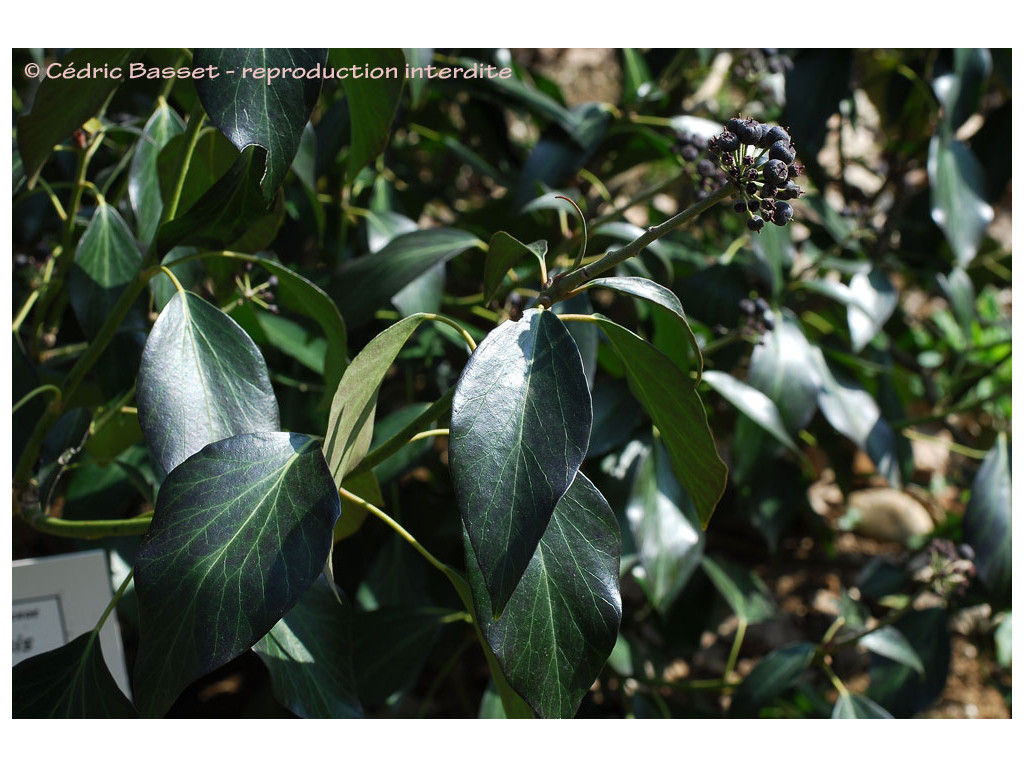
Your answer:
739;295;775;336
707;116;804;233
675;130;728;202
732;48;793;80
910;539;976;599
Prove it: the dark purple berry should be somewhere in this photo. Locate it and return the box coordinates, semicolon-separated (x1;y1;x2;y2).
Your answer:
761;197;775;212
726;117;745;135
739;298;756;316
747;217;765;233
697;159;715;177
681;145;699;161
695;189;708;201
746;182;758;195
692;135;708;151
746;168;759;180
736;117;763;145
763;159;789;186
716;131;740;152
788;163;803;178
757;125;791;149
733;200;747;212
754;297;770;315
742;154;754;166
267;275;279;287
769;140;796;164
712;324;729;338
772;201;794;225
775;181;803;200
747;199;760;212
762;313;775;331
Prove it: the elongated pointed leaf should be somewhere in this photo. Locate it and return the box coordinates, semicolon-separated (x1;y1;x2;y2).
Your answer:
13;633;136;718
585;276;703;375
451;309;592;617
334;228;484;327
703;370;800;454
963;432;1011;596
591;316;727;528
848;268;898;352
701;555;775;625
403;48;433;108
137;290;279;474
129;101;185;244
194;48;326;201
867;608;950;718
466;472;621;719
330;49;406;181
483;232;547;303
729;642;816;717
157;144;270;254
831;692;893;719
929;134;994;267
17;49;131;186
133;432;341;717
254;576;362;718
627;439;703;613
69;202;143;338
859;626;925;675
746;313;821;432
324;314;432;483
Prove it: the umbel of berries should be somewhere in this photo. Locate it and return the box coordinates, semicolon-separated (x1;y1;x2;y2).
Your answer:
676;129;727;201
707;116;804;232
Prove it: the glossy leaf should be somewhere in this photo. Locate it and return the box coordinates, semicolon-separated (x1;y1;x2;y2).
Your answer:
157;128;237;215
194;48;327;201
136;290;279;474
558;292;597;390
466;473;621;719
69;202;143;338
368;403;434;486
962;432;1011;596
403;48;433;109
129;100;185;244
334;228;484;328
928;133;994;267
451;309;592;617
934;48;992;131
703;370;799;453
747;312;821;432
848;268;897;352
330;49;406;180
335;470;383;541
585;276;702;374
157;145;270;254
151;247;202;311
17;49;131;186
621;49;653;104
365;209;418;253
324;314;430;484
701;555;775;625
831;692;893;719
133;432;341;717
812;349;901;487
627;439;703;613
729;642;816;717
591;316;727;527
254;576;362;719
867;608;950;718
859;626;924;675
13;633;136;718
483;232;547;303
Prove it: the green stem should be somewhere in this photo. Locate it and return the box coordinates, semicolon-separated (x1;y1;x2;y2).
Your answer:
13;384;62;414
822;662;849;698
346;385;455;479
160;106;205;227
537;183;732;309
94;568;134;633
21;513;154;540
723;616;747;683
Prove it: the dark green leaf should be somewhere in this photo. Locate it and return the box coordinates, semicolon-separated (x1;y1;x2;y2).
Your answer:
37;408;92;509
69;202;143;339
157;128;237;215
17;49;132;186
330;49;406;181
848;268;898;352
591;315;727;528
934;48;992;131
784;49;852;170
557;292;597;390
928;133;994;267
137;290;279;474
963;432;1011;596
393;262;445;316
403;48;433;109
867;608;950;718
466;472;621;719
859;626;925;675
333;228;483;327
13;633;136;718
831;692;893;719
157;144;270;254
700;555;775;625
335;470;382;541
369;403;435;486
253;576;362;718
812;349;901;487
746;312;821;432
483;232;547;303
194;48;327;201
936;266;976;336
150;247;202;311
324;313;430;484
626;439;703;613
750;222;795;299
729;642;816;717
451;309;592;617
129;100;185;244
291;122;317;190
585;276;702;374
703;370;799;453
621;49;652;104
365;209;418;253
352;605;449;706
133;432;341;717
